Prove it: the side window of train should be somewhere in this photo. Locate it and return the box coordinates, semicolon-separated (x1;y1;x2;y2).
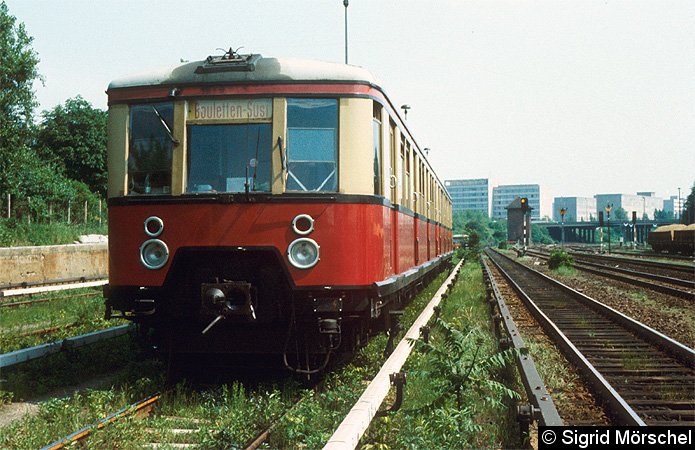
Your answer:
372;103;382;196
286;98;338;192
128;102;174;195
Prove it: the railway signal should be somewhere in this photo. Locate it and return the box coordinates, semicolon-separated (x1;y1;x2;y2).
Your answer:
559;207;567;247
605;203;613;253
520;197;529;251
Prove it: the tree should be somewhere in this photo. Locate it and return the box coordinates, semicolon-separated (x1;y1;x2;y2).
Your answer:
0;3;99;210
681;183;695;225
0;1;41;155
654;209;674;221
35;96;108;196
612;207;628;221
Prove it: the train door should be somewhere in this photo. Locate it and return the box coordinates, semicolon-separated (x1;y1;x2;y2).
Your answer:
390;121;399;274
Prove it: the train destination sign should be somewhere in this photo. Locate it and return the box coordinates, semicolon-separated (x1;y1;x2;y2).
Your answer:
189;99;272;122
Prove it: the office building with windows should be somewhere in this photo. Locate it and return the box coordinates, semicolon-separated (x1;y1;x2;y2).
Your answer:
663;196;684;219
492;184;541;220
444;178;490;216
552;197;597;222
594;193;663;220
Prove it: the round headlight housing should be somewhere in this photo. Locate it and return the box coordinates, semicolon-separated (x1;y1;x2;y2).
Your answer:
287;238;320;269
144;216;164;237
140;239;169;270
291;214;314;236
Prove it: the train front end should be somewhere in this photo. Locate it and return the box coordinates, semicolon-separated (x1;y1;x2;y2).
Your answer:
105;52;452;371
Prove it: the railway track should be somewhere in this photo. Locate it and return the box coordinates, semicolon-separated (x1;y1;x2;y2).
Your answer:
609;249;694;262
526;248;694;300
485;248;695;426
568;250;694;278
41;394;161;450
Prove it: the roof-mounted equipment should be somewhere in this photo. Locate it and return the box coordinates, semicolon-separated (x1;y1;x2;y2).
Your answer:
195;47;261;74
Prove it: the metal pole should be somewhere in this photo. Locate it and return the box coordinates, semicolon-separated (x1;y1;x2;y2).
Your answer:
343;0;349;64
677;187;681;223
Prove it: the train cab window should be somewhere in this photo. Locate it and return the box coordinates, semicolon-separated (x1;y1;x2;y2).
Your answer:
186;124;272;193
128;102;174;195
286;98;338;192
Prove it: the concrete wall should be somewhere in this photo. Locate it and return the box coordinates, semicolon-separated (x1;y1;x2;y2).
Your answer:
0;244;108;285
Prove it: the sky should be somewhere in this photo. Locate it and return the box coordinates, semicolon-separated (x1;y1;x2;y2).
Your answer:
6;0;694;216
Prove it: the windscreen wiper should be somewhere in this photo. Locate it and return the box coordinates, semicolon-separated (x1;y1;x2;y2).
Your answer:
151;106;179;144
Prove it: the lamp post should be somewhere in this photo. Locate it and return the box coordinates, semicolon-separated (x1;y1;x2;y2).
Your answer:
401;104;411;120
343;1;349;64
605;203;613;253
678;187;681;223
559;207;567;248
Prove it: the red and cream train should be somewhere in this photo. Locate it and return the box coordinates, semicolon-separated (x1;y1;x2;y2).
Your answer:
104;51;452;372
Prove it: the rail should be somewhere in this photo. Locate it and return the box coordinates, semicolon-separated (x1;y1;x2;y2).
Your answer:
481;256;563;427
0;324;133;368
524;249;693;300
323;258;464;450
41;393;160;450
485;249;695;425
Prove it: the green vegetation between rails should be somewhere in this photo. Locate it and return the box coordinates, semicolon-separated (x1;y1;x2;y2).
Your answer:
0;288;124;353
360;261;521;449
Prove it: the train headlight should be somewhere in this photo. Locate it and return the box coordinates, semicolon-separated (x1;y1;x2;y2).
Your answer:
292;214;315;236
140;239;169;270
144;216;164;237
287;238;320;269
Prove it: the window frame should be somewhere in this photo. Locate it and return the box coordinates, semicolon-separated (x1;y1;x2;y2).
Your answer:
285;97;340;193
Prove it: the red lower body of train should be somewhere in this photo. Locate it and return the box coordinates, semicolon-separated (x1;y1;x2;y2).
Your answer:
105;195;452;371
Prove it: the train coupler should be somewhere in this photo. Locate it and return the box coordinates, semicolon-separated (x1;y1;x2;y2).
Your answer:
200;281;256;334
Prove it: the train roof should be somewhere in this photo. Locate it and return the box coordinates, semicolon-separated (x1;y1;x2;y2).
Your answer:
108;54;381;90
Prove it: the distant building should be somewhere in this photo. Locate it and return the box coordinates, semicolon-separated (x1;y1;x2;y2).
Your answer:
594;193;664;220
444;178;490;216
506;197;533;244
552;197;597;222
663;196;684;219
492;184;541;220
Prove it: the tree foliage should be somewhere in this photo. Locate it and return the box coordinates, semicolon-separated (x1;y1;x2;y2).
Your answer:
0;2;105;208
681;183;695;225
612;207;628;221
0;0;40;157
35;96;108;196
452;211;506;247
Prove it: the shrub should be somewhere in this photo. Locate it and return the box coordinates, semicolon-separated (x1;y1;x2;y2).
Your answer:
547;250;573;270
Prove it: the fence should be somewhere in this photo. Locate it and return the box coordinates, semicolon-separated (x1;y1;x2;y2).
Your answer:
0;193;106;226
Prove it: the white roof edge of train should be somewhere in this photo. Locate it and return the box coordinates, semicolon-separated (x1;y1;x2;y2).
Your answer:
108;56;380;90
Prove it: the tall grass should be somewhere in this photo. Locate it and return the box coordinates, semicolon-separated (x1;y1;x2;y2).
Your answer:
0;289;124;352
361;262;521;449
0;219;107;247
